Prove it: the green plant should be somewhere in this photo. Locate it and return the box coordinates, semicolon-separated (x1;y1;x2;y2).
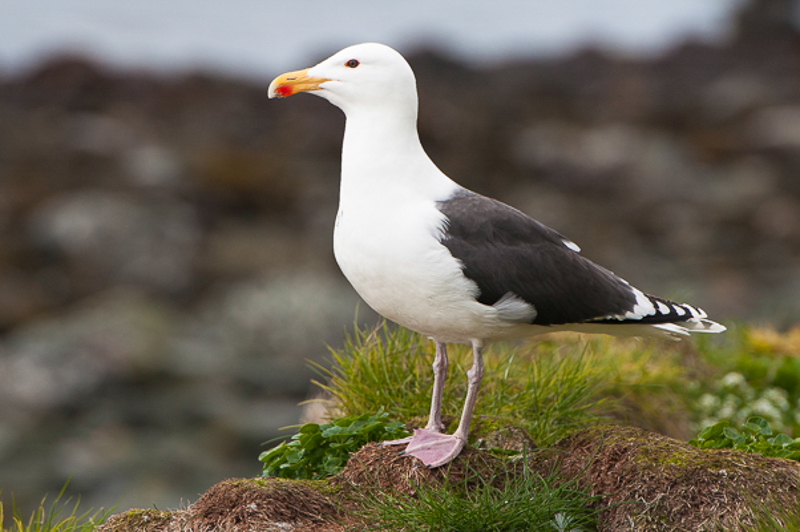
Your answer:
259;410;409;480
692;372;793;434
0;484;110;532
314;321;618;446
691;325;800;437
689;416;800;461
352;462;599;532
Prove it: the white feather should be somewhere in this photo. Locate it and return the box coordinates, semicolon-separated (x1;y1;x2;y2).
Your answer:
623;288;656;320
493;292;537;323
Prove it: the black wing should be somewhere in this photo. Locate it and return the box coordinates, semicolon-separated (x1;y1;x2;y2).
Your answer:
437;189;683;326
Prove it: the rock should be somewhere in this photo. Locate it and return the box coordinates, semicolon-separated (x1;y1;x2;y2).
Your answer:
0;268;52;329
748;105;800;148
0;287;176;414
702;72;773;121
168;270;365;391
123;144;183;189
27;189;200;294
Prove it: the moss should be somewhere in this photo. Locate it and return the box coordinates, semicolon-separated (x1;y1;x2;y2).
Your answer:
98;509;173;532
98;478;342;532
552;425;800;531
223;476;341;497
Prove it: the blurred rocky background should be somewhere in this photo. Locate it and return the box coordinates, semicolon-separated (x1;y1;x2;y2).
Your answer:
2;0;800;523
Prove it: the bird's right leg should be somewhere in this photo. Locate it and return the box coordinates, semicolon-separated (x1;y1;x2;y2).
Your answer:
402;340;483;467
382;340;448;446
424;340;448;432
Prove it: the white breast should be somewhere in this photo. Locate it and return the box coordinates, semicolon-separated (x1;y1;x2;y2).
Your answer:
333;194;500;344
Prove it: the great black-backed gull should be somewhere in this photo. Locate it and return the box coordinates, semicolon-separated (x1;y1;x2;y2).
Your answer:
268;42;725;468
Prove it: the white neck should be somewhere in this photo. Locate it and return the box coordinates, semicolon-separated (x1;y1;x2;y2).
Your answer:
339;105;456;207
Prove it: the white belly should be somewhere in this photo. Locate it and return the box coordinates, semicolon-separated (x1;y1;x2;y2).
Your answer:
333;199;499;343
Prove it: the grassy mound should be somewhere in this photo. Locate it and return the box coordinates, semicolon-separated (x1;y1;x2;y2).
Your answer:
97;425;800;531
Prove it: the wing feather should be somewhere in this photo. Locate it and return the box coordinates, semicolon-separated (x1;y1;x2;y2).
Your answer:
437;190;701;327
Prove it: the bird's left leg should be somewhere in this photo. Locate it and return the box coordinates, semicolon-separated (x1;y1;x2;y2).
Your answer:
403;340;484;468
382;340;448;446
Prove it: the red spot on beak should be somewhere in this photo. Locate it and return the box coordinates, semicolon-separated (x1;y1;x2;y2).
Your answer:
275;85;293;98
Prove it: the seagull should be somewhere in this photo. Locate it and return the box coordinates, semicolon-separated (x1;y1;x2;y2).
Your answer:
268;43;725;468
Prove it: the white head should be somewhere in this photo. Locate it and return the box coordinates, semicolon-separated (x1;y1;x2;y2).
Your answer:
268;43;418;118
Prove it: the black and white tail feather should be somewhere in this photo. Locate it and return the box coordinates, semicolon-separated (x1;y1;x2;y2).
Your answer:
589;285;726;339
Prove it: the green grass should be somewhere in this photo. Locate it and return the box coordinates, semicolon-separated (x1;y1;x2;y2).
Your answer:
350;460;600;532
313;320;692;446
0;484;110;532
739;504;800;532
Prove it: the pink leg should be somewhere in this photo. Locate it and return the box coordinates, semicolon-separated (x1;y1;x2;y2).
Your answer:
382;341;448;446
426;341;448;432
387;341;485;468
450;340;484;447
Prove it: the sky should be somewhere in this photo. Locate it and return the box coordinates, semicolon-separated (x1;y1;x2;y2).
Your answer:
1;0;743;80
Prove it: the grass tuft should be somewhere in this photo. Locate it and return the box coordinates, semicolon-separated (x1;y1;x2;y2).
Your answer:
350;460;599;532
1;484;111;532
741;511;800;531
733;495;800;531
312;320;689;446
311;321;432;424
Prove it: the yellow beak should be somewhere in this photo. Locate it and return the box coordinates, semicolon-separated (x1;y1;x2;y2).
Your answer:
268;68;329;99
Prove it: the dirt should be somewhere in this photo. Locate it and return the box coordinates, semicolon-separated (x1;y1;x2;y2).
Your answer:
549;426;800;531
100;478;342;532
334;442;511;496
97;425;800;532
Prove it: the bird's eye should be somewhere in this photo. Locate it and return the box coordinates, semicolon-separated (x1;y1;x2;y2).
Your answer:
345;59;360;68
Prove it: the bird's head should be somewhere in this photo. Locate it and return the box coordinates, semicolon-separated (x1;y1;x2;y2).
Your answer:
268;42;418;116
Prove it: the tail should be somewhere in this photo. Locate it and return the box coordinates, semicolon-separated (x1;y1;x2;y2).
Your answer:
641;300;726;340
651;317;727;339
550;316;726;341
589;296;726;340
